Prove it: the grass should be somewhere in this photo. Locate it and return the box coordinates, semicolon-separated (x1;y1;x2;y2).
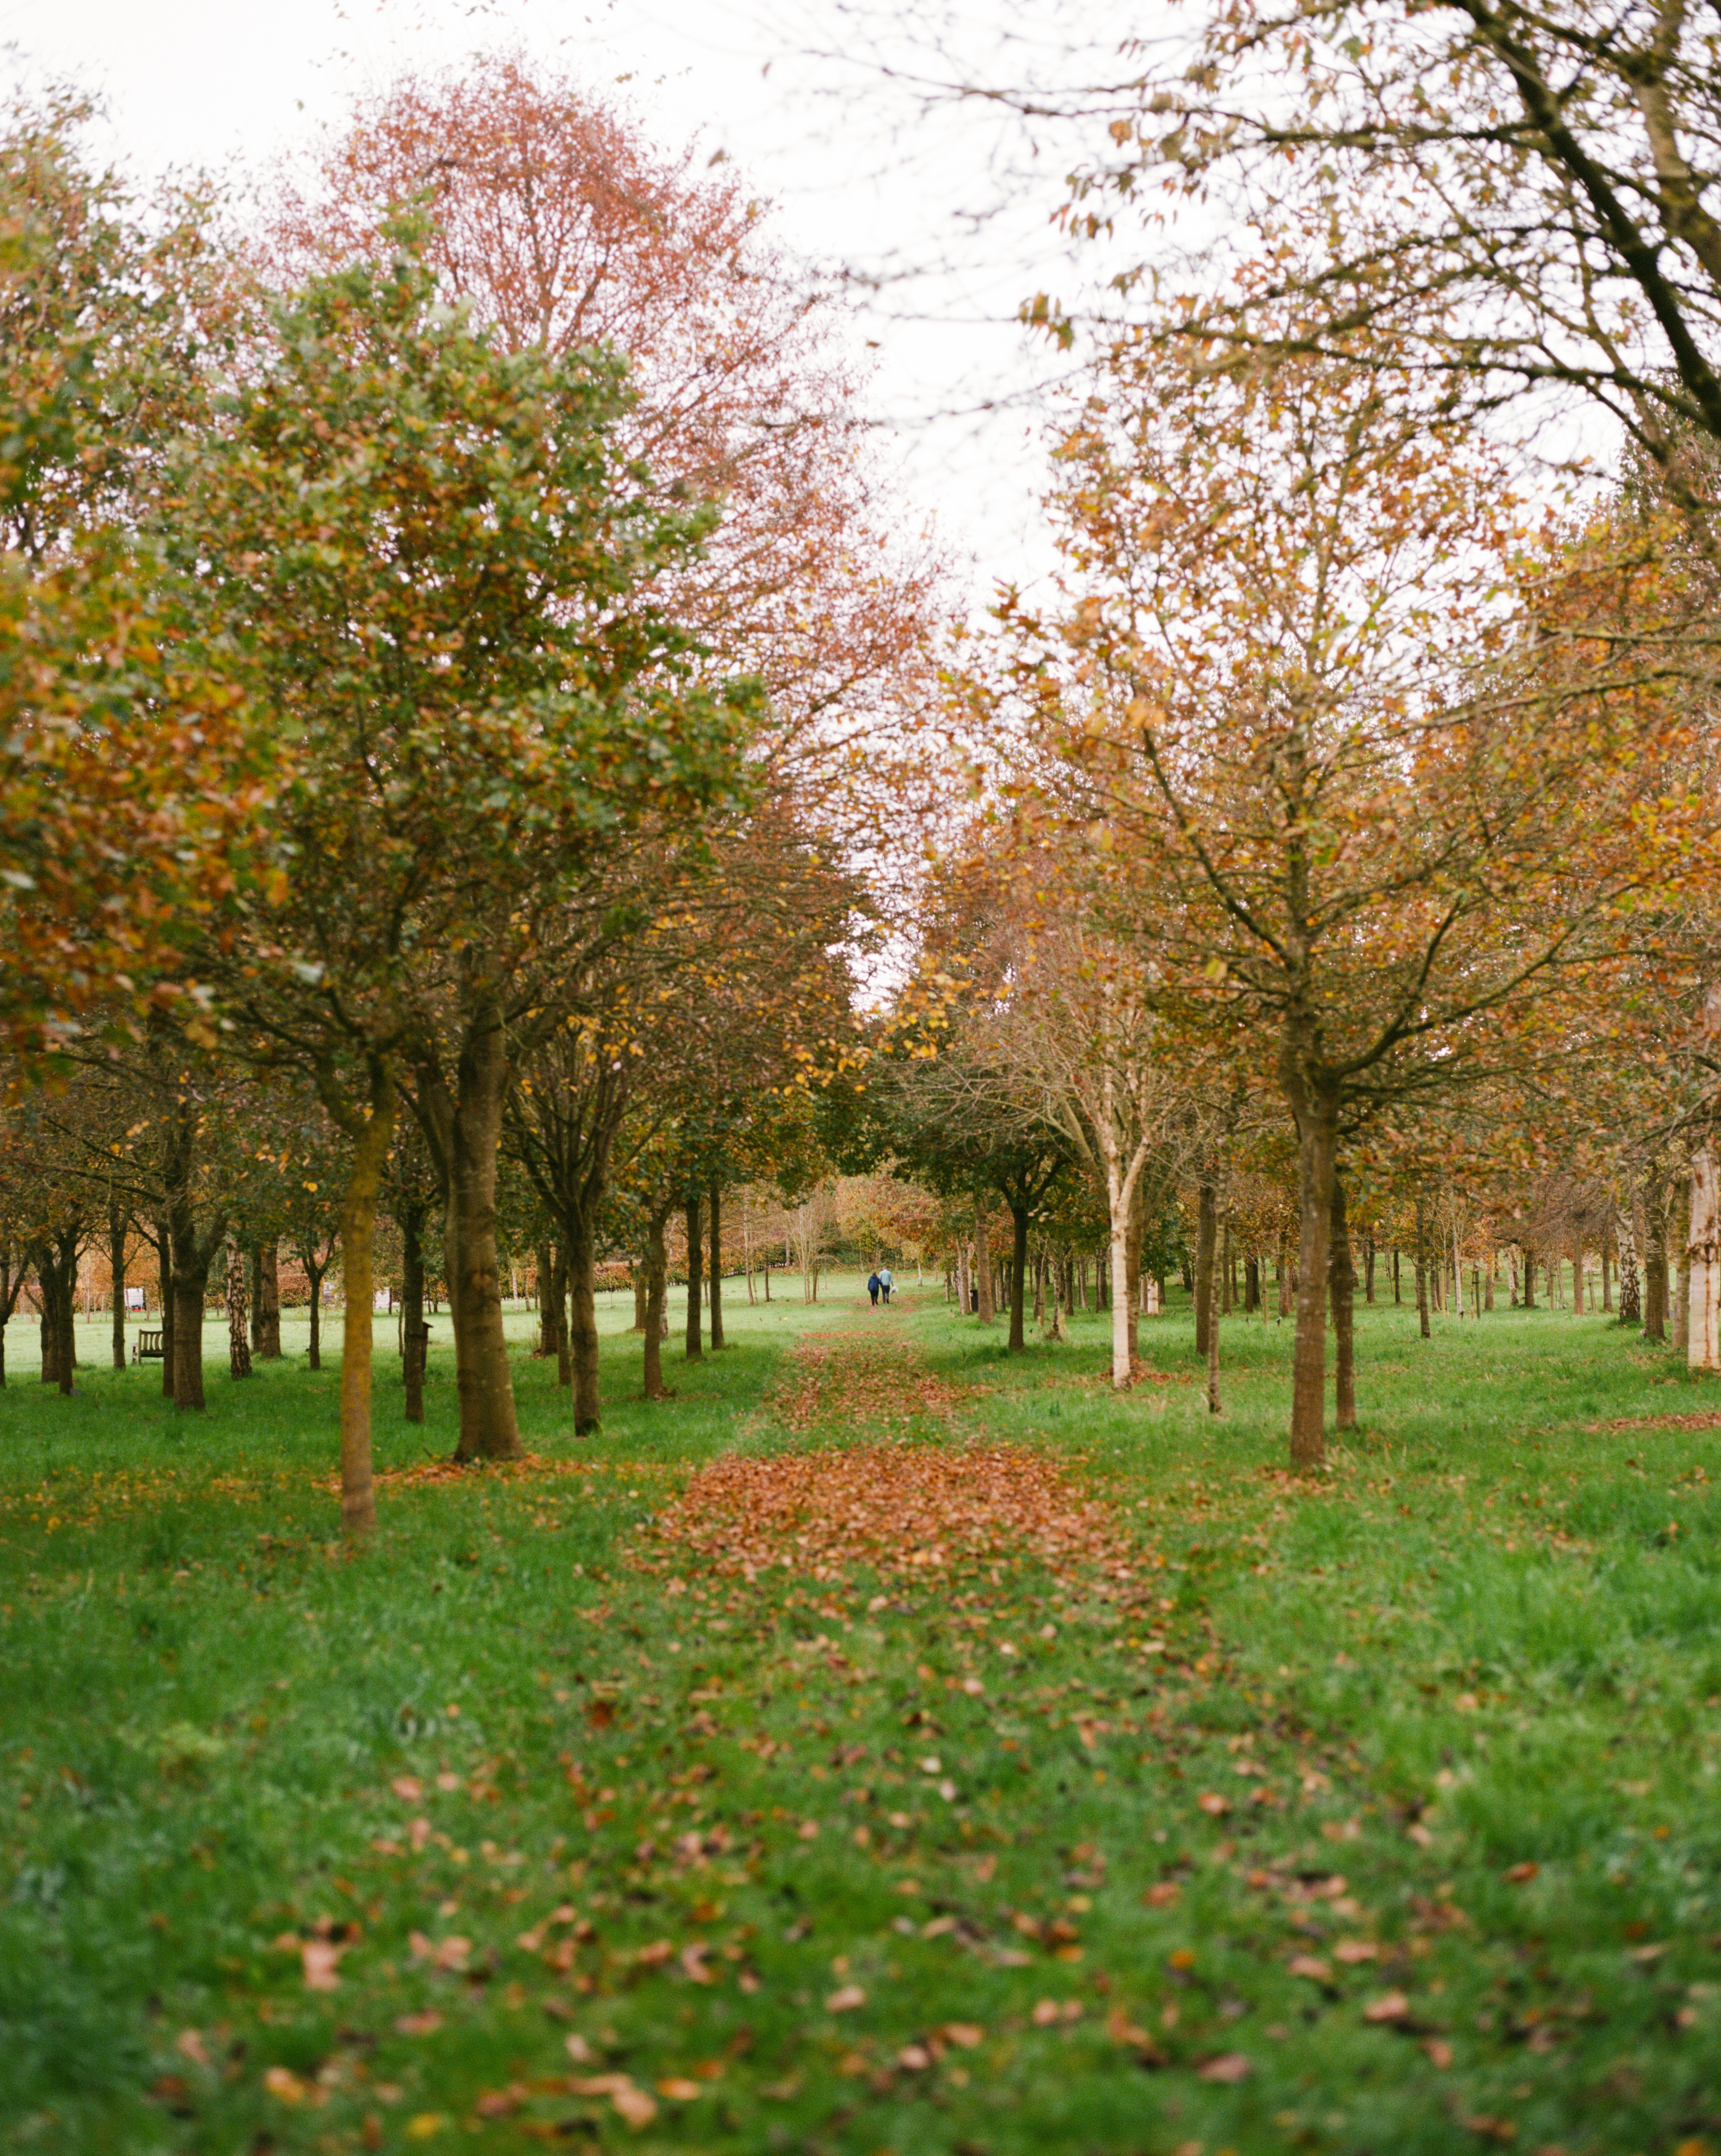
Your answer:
3;1273;1721;2155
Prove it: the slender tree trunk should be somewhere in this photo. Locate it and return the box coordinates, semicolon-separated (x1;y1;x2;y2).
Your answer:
419;1021;523;1464
632;1268;647;1332
307;1261;325;1372
1205;1211;1224;1416
1286;1077;1338;1467
1331;1171;1356;1431
568;1210;601;1434
1690;1146;1721;1372
249;1242;262;1354
256;1243;281;1357
643;1208;673;1399
709;1180;725;1351
337;1065;396;1532
1414;1198;1431;1340
109;1206;127;1370
1194;1180;1217;1359
684;1191;704;1359
226;1239;251;1379
1244;1254;1260;1313
1572;1239;1585;1316
156;1221;175;1400
536;1242;556;1357
1011;1205;1031;1354
401;1204;427;1424
1673;1180;1691;1359
1277;1229;1290;1318
975;1201;994;1323
1602;1223;1613;1311
762;1254;771;1303
1617;1206;1642;1326
1033;1248;1045;1324
1644;1178;1668;1342
1392;1248;1401;1305
1484;1257;1494;1312
1522;1247;1537;1309
1364;1229;1376;1304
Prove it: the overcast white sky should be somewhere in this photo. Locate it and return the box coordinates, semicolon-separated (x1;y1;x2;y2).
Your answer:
0;0;1163;602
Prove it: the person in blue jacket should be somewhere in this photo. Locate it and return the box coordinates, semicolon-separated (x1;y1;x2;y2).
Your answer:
867;1270;881;1307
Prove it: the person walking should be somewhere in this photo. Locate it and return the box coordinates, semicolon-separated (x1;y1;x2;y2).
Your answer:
879;1264;894;1304
866;1270;881;1307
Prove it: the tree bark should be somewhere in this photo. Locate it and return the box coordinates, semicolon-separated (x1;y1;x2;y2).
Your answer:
632;1268;648;1332
536;1241;556;1357
155;1220;175;1400
1414;1197;1431;1339
1672;1179;1691;1358
1392;1247;1401;1305
684;1191;704;1359
303;1248;330;1373
337;1064;396;1533
1690;1145;1721;1372
1205;1213;1224;1416
401;1199;428;1423
1010;1204;1031;1354
1363;1228;1376;1304
975;1200;994;1323
709;1179;726;1351
170;1264;212;1410
416;1017;523;1463
1194;1180;1217;1358
1644;1177;1668;1342
109;1205;128;1370
256;1243;281;1357
1286;1079;1337;1467
568;1210;601;1433
1602;1222;1613;1311
1617;1205;1642;1326
643;1207;673;1399
226;1239;251;1379
1330;1170;1356;1431
1572;1239;1585;1316
1522;1247;1536;1309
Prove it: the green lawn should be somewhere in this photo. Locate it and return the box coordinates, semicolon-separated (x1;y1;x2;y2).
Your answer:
3;1274;1720;2155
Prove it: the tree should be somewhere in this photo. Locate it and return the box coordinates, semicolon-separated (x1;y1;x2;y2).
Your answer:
1028;337;1671;1461
170;216;757;1523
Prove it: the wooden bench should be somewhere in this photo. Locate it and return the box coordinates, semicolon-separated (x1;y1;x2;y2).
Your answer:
132;1330;164;1364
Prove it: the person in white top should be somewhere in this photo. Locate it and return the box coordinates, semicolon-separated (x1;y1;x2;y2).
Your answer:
879;1266;894;1303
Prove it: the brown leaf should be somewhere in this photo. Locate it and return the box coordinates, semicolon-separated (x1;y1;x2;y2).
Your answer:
1142;1881;1182;1908
1197;1792;1231;1817
826;1984;867;2012
1287;1954;1332;1982
1362;1991;1410;2024
1196;2052;1251;2083
1333;1940;1379;1964
1503;1861;1538;1883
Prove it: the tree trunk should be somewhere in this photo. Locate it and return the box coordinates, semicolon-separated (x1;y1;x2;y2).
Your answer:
1414;1198;1431;1340
171;1265;212;1410
684;1191;704;1359
1205;1217;1223;1416
1602;1223;1613;1311
643;1208;673;1399
307;1260;325;1372
419;1022;523;1463
1286;1081;1338;1467
1673;1181;1691;1358
1617;1206;1642;1326
1484;1257;1494;1312
249;1242;262;1353
1194;1180;1217;1358
1010;1204;1030;1353
633;1268;648;1331
709;1180;725;1351
1522;1247;1536;1309
1392;1248;1401;1305
256;1243;281;1357
1276;1228;1290;1319
156;1221;175;1399
226;1239;251;1379
1244;1254;1260;1313
401;1202;427;1424
552;1246;571;1385
337;1065;396;1532
1220;1219;1233;1315
1330;1170;1356;1431
1690;1145;1721;1372
568;1210;601;1434
109;1206;128;1370
536;1241;556;1357
1644;1178;1668;1342
975;1200;994;1323
1364;1229;1376;1304
1572;1239;1585;1316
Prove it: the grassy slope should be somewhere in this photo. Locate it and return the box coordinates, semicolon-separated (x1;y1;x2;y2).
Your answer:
1;1277;1719;2155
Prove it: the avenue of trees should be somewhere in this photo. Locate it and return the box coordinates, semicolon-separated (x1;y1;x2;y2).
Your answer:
8;8;1721;1509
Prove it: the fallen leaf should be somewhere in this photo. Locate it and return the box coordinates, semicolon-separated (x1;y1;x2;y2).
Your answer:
1422;2037;1454;2069
1196;2052;1251;2083
409;1931;471;1972
1362;1991;1410;2024
1333;1940;1379;1964
392;1775;423;1801
943;2022;985;2048
611;2086;657;2130
826;1985;867;2012
1287;1955;1332;1982
1143;1882;1181;1908
1629;1942;1669;1963
395;2011;444;2036
636;1940;674;1968
174;2029;209;2068
1197;1792;1231;1818
1504;1861;1538;1884
897;2044;932;2070
264;2067;308;2105
301;1940;346;1991
564;2034;595;2064
657;2078;704;2100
